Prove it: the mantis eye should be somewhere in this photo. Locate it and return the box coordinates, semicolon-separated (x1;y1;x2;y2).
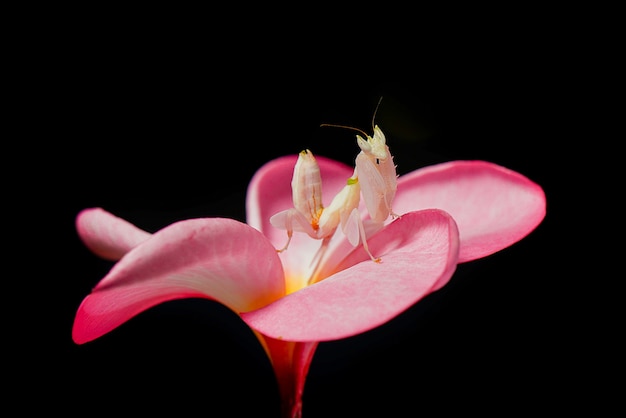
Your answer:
376;158;380;165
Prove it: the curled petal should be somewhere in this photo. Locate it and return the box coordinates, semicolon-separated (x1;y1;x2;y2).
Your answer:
241;209;459;342
76;207;152;260
394;161;546;262
73;218;285;344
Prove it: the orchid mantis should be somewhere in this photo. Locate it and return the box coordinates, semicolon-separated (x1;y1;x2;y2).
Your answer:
269;149;372;262
270;103;400;279
353;123;400;223
326;97;399;223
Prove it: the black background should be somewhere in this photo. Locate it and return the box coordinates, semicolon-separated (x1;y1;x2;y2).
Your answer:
11;11;612;418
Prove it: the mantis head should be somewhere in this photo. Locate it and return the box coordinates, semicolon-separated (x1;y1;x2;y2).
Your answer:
356;125;389;161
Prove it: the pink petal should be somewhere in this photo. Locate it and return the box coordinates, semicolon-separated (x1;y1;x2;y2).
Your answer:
76;207;152;260
241;209;459;341
394;160;546;262
246;155;354;282
73;218;285;344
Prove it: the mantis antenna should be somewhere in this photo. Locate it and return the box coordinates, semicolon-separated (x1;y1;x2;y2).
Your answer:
320;96;384;134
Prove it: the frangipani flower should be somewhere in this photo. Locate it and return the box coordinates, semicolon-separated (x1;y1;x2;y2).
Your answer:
73;153;545;417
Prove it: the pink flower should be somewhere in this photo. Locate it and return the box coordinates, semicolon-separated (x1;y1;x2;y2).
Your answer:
73;155;545;418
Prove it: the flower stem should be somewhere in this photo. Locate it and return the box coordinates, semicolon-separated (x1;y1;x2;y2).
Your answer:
255;333;318;418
